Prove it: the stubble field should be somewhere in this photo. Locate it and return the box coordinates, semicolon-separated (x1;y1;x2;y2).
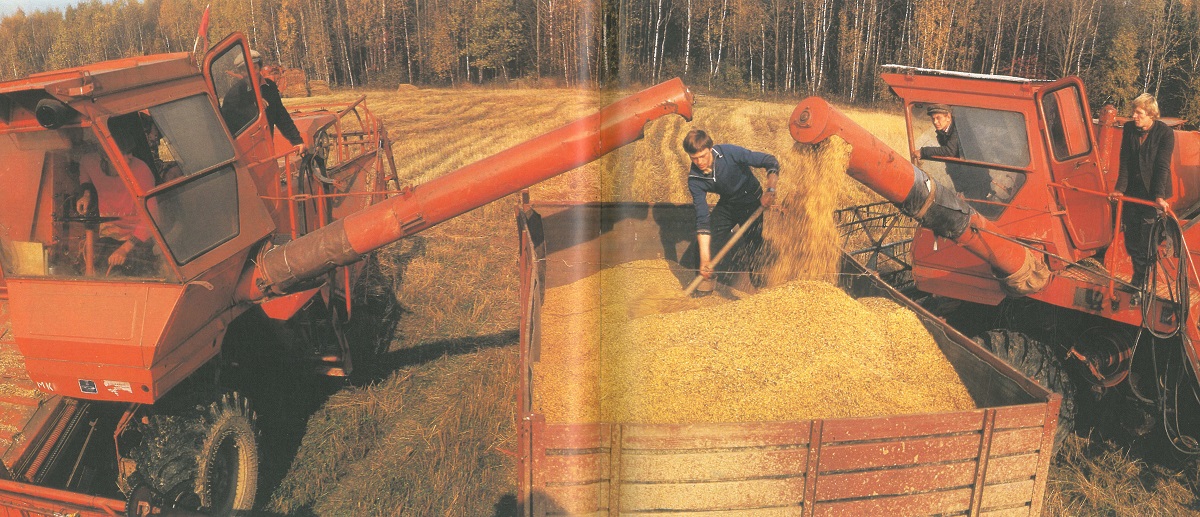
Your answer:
260;86;1200;515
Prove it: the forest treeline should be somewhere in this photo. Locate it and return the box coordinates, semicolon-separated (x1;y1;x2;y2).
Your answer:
3;0;1200;121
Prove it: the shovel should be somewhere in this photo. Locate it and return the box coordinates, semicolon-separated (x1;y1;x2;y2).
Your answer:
683;206;766;296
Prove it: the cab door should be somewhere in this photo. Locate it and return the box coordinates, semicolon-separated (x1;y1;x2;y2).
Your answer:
201;35;283;225
1038;78;1113;251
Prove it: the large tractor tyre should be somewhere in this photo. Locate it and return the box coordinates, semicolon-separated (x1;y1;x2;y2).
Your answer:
131;391;260;514
975;329;1077;451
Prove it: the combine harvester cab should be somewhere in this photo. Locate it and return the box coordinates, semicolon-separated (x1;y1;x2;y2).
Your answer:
792;66;1200;472
0;30;696;515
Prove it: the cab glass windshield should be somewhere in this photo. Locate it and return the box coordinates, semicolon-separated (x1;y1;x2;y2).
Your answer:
910;103;1031;219
0;125;168;280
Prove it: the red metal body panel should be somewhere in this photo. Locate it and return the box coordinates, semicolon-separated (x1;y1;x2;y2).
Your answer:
1035;80;1113;251
518;203;1058;515
8;281;183;403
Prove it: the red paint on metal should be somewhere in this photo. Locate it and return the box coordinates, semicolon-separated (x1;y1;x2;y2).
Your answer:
0;477;125;515
259;288;320;321
22;402;76;481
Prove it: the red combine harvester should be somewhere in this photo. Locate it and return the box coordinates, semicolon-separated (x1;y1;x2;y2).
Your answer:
793;66;1200;458
0;32;694;515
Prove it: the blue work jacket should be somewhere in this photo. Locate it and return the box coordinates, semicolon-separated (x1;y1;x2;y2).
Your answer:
687;144;780;234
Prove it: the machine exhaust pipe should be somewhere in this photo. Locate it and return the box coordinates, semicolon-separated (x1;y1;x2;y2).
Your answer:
790;97;1050;296
239;78;695;300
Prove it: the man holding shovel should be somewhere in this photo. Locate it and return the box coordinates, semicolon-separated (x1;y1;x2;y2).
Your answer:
683;129;779;295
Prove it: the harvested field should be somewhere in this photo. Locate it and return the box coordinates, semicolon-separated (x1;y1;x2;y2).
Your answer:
535;260;975;424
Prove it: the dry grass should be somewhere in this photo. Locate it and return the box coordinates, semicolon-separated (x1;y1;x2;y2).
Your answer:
1045;434;1200;516
259;86;1192;515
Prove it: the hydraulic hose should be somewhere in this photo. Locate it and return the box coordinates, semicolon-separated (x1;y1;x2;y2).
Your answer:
1140;212;1200;454
1144;213;1187;339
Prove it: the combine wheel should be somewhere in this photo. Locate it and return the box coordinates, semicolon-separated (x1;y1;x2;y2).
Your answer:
131;391;259;514
975;329;1076;451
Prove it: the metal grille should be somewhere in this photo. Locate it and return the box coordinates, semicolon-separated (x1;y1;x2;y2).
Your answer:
835;201;917;292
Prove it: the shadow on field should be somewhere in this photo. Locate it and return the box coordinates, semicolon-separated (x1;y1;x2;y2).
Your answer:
220;250;412;512
359;328;520;383
225;347;347;515
492;494;519;516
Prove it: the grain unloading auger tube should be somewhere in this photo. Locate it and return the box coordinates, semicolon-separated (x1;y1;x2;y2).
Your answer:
788;96;1051;296
238;78;695;300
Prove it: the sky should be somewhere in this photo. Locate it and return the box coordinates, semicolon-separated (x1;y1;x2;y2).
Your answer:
0;0;100;17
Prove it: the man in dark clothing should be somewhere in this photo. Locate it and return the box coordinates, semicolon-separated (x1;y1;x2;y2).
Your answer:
916;103;991;200
918;104;961;159
684;129;779;294
1111;92;1175;290
221;50;305;151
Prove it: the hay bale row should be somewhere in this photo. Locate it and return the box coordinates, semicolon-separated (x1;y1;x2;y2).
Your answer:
534;260;975;424
280;68;309;98
309;80;332;96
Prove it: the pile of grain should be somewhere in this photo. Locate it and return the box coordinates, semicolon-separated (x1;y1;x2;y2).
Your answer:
534;262;975;424
534;259;732;422
757;136;853;286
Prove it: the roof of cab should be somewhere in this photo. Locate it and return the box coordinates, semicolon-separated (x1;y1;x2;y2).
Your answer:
0;53;195;97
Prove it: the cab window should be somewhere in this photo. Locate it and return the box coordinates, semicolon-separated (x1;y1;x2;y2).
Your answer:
144;95;240;265
0;125;167;280
910;103;1030;220
1041;86;1092;161
210;43;259;137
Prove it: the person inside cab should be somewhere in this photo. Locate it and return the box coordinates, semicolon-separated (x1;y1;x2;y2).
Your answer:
73;120;158;275
914;103;993;202
917;104;961;159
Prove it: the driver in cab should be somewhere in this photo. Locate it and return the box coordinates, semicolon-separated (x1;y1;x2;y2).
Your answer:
73;124;156;275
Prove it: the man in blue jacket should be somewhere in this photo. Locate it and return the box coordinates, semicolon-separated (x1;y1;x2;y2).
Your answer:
684;129;779;294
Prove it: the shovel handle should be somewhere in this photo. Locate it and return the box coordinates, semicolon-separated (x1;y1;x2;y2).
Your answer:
683;206;766;296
